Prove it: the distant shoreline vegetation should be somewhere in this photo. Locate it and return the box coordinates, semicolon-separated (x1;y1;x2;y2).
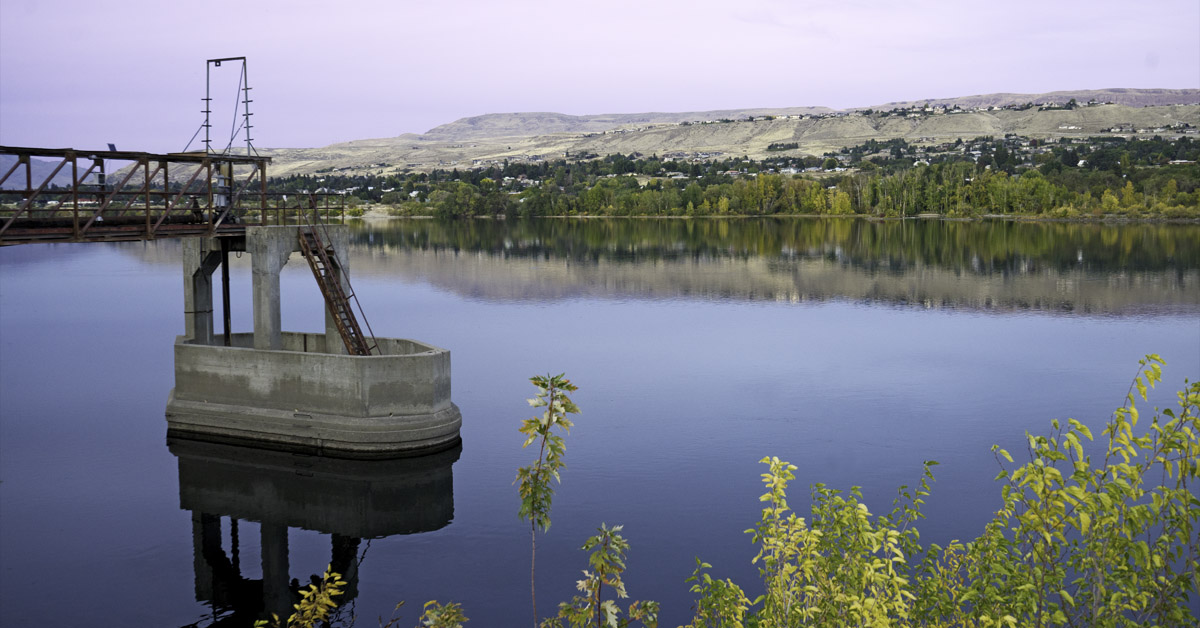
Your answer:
266;135;1199;220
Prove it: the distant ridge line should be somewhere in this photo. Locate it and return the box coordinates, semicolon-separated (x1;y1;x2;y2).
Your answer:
870;88;1200;110
422;88;1200;137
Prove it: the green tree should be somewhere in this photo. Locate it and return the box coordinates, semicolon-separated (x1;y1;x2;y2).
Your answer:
1162;178;1179;203
517;374;581;627
1120;180;1137;208
1101;189;1120;213
543;524;659;628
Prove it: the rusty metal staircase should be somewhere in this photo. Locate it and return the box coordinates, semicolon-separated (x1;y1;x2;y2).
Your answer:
297;226;378;356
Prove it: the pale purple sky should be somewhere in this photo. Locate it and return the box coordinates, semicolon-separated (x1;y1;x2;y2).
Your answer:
2;0;1197;153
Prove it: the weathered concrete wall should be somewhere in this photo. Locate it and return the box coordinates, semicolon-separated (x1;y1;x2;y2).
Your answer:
166;333;461;457
172;333;450;416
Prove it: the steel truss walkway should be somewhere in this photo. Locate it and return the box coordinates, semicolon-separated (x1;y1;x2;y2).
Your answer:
0;146;343;245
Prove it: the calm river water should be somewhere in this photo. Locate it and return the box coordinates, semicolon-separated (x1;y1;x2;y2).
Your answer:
1;218;1197;627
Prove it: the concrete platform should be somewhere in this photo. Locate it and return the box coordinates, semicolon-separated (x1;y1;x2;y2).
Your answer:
166;332;462;458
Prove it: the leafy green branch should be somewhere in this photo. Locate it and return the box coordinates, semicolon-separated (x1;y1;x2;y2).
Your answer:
517;373;581;626
543;524;659;628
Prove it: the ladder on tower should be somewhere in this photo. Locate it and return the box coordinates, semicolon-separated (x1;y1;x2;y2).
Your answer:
297;226;377;356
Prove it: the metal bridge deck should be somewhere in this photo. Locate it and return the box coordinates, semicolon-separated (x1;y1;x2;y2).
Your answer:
1;146;342;245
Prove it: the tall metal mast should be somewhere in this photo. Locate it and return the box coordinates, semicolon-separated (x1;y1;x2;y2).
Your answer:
203;57;256;156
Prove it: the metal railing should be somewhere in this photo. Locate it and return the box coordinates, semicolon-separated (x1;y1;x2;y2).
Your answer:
0;146;344;245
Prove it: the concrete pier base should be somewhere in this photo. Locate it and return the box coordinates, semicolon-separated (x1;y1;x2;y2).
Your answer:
166;333;462;458
170;225;461;458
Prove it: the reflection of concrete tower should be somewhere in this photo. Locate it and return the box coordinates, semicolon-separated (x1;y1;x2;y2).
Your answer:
170;436;460;625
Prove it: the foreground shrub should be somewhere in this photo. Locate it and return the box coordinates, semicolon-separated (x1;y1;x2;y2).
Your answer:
688;354;1199;627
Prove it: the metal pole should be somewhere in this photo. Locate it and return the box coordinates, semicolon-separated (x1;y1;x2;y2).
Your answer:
221;238;232;347
242;60;253;156
260;161;268;224
98;159;106;208
144;160;151;234
71;156;79;238
204;62;211;154
23;156;31;218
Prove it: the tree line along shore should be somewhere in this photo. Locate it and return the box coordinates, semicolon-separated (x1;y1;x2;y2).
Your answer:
265;135;1199;220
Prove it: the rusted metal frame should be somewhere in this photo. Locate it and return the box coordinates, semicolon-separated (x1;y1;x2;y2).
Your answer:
67;159;99;239
260;161;269;225
71;158;80;237
143;161;152;231
2;221;220;244
221;237;232;346
158;162;168;234
1;145;267;165
211;163;260;229
112;160;163;218
228;163;261;216
144;160;161;235
0;155;71;236
78;157;144;236
0;154;24;188
312;207;376;353
168;162;208;209
157;161;207;232
33;156;61;222
73;160;100;188
298;228;372;355
205;162;214;231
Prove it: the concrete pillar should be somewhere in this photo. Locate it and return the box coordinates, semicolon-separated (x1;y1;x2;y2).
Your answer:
182;238;222;345
322;225;352;355
191;512;221;602
247;227;296;351
261;523;291;621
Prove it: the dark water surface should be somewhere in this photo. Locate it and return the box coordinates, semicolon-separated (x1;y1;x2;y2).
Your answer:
1;218;1198;627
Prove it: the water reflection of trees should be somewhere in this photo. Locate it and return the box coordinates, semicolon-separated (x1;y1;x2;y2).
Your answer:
351;218;1200;275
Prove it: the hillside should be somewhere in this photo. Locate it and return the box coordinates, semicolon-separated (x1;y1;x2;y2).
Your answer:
94;89;1199;181
421;107;836;141
0;155;77;190
261;101;1200;178
873;88;1200;111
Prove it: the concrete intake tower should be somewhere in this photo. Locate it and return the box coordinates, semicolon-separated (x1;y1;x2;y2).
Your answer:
165;225;462;458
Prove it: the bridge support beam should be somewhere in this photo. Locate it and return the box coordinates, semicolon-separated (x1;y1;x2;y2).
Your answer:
182;238;223;346
182;225;353;351
247;227;295;351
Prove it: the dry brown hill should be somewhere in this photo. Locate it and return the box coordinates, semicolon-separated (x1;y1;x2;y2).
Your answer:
872;88;1200;110
260;101;1200;177
421;107;836;141
0;155;76;189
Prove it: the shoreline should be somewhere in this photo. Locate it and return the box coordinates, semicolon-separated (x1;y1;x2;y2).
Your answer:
351;207;1200;225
